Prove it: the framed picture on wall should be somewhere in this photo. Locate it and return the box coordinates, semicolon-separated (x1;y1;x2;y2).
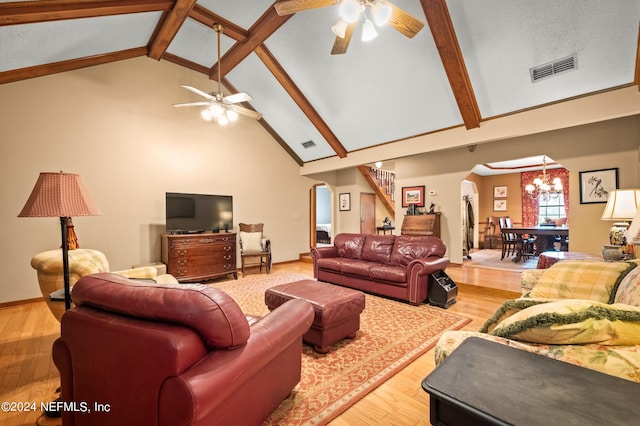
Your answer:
493;186;507;198
493;199;507;211
401;186;425;207
339;193;351;211
579;168;618;204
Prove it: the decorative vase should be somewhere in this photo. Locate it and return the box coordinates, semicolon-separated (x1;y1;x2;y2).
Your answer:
602;245;624;261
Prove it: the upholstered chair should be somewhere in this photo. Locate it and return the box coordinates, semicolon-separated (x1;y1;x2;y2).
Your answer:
31;248;177;321
53;273;314;425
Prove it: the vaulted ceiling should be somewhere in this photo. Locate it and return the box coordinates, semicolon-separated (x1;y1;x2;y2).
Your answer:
1;0;639;166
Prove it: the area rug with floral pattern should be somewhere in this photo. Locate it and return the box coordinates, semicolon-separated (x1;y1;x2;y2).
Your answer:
210;272;471;425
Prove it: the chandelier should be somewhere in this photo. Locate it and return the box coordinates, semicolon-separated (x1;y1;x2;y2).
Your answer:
525;156;563;200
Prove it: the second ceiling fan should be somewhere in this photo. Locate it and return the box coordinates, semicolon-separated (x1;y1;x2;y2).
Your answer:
274;0;425;54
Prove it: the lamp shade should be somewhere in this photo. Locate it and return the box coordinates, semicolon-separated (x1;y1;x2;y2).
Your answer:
601;189;640;221
18;172;102;218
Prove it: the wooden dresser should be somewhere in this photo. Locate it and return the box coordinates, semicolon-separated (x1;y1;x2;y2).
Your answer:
401;213;441;238
161;233;237;282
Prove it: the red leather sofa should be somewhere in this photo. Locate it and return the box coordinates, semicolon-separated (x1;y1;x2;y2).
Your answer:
52;273;314;426
310;233;450;305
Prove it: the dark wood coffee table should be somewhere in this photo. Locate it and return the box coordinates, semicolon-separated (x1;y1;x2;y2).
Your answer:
422;337;640;425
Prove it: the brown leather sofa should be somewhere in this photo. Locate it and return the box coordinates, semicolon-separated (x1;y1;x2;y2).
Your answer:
52;273;314;426
310;233;449;305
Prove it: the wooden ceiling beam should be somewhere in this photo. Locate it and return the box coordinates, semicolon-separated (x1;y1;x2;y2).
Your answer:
635;22;640;90
0;0;173;26
188;4;248;42
0;47;147;85
148;0;198;60
210;6;291;80
254;44;348;159
420;0;481;130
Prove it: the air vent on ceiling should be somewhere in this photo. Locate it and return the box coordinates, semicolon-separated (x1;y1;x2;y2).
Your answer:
301;140;316;149
530;54;577;83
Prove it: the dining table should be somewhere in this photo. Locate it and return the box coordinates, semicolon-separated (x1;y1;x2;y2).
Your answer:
501;225;569;262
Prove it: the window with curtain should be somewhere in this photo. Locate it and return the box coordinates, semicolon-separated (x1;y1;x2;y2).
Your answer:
521;167;570;226
538;194;566;222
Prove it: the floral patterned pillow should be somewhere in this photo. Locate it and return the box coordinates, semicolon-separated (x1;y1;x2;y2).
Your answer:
615;265;640;307
489;299;640;345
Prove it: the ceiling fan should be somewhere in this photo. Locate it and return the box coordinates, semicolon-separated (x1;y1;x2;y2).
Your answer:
173;24;262;124
274;0;425;55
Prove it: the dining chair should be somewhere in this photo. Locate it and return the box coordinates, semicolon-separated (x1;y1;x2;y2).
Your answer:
239;223;272;275
499;217;517;260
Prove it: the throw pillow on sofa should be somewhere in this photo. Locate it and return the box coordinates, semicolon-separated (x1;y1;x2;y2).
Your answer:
526;260;637;303
615;265;640;307
489;299;640;345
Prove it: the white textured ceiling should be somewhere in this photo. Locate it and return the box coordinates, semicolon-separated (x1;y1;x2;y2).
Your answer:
1;0;638;165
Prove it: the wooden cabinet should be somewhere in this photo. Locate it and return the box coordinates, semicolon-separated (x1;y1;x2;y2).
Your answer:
400;213;441;238
161;233;237;282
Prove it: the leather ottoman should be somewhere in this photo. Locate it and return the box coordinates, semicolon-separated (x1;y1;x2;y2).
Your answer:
265;280;366;353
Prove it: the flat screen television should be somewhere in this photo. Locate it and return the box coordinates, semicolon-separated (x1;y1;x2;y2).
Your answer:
166;192;233;234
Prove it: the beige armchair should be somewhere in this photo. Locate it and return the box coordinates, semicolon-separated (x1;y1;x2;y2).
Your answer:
31;248;177;321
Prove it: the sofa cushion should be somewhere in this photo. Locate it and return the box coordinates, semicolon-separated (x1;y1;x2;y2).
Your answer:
526;260;637;303
369;264;407;284
435;330;640;383
390;236;446;267
316;257;348;272
615;265;640;307
341;259;375;277
361;235;395;264
72;273;250;350
334;233;366;259
489;299;640;345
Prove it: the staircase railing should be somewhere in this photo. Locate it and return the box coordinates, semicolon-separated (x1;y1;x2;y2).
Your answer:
357;165;395;217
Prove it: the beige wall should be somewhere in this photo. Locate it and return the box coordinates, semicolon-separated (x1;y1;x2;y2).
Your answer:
1;57;317;304
391;116;640;263
472;172;524;224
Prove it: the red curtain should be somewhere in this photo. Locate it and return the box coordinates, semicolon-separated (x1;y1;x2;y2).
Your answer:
520;168;570;226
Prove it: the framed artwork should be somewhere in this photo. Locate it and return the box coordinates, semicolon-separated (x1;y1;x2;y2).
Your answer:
579;168;618;204
493;186;508;198
493;199;507;211
339;193;351;211
401;186;425;207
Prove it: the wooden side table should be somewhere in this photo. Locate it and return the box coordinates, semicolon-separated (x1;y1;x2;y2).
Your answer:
422;337;639;425
376;226;394;235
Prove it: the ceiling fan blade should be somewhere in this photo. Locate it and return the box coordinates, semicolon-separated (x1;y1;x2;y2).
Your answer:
230;104;263;120
274;0;338;15
387;2;425;39
224;92;253;104
173;102;211;107
180;85;216;101
331;21;356;55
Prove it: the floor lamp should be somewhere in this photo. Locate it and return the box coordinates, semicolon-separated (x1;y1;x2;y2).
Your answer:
18;172;102;310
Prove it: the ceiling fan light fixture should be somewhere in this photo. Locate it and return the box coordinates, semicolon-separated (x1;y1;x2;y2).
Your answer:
218;114;229;126
361;18;378;42
331;19;348;38
209;103;224;118
226;108;239;122
201;109;213;121
372;1;392;26
339;0;361;23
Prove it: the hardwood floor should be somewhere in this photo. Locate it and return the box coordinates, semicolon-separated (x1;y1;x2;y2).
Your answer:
0;261;520;426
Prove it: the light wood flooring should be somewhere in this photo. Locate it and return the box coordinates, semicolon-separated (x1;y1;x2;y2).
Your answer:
0;261;521;426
